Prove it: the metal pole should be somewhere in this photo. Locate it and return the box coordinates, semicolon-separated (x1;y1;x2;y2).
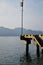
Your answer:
21;0;24;35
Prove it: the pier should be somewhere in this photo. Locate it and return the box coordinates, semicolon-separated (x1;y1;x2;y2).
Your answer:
20;34;43;57
20;0;43;57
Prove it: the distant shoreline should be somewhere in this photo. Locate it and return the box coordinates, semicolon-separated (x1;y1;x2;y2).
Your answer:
0;27;43;36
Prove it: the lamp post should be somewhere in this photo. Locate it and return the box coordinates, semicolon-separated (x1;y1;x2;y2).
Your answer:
21;0;24;34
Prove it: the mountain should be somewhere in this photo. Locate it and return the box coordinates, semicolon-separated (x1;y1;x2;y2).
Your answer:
0;27;43;36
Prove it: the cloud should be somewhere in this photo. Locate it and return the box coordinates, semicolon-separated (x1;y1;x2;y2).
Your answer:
0;0;21;28
0;0;43;31
23;0;43;31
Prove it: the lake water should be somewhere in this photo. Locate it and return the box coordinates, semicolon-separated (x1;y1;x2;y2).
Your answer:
0;37;43;65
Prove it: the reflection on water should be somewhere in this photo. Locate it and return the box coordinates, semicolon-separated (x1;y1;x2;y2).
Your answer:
0;37;43;65
20;55;43;65
20;53;43;65
20;53;32;65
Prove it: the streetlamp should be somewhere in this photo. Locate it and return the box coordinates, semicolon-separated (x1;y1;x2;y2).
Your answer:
21;0;24;34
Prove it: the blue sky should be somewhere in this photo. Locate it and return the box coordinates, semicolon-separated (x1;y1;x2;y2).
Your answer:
0;0;43;31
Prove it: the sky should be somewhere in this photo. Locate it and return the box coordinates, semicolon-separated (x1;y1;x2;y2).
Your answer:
0;0;43;31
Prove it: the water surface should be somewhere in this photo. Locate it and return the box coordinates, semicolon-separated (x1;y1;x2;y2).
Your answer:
0;37;43;65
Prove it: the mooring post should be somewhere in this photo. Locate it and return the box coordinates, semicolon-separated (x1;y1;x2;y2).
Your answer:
36;44;40;57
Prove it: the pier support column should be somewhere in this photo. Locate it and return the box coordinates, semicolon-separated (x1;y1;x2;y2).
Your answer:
26;39;31;56
36;44;40;57
26;42;29;56
42;49;43;56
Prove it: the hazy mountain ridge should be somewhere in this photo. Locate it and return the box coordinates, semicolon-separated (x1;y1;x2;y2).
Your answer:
0;27;43;36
